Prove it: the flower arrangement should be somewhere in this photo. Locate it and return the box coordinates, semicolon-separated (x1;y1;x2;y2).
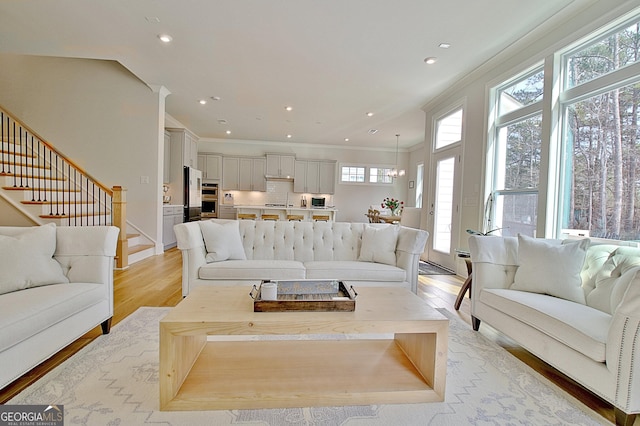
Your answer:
381;197;403;214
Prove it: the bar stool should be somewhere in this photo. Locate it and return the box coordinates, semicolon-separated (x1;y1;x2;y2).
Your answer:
262;214;279;221
287;215;304;221
237;213;256;220
312;215;330;222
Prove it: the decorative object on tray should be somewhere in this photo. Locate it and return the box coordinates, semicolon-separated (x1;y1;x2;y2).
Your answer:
250;280;357;312
381;197;403;216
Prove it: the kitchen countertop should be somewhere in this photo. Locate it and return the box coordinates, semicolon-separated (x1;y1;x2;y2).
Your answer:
234;205;338;211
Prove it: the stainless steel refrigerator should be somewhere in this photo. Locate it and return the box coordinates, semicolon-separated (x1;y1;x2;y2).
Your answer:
183;166;202;222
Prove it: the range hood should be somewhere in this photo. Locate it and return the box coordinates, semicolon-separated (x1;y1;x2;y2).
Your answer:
265;175;294;182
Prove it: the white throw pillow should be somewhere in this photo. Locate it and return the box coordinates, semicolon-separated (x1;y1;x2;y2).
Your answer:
200;220;247;263
358;225;399;266
511;234;590;304
0;223;69;295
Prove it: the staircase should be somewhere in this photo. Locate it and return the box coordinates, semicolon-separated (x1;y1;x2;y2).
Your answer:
0;106;155;267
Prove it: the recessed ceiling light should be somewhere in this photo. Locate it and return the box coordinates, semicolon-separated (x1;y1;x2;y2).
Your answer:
438;43;451;49
285;106;293;111
424;57;437;65
158;34;173;43
344;138;349;142
366;112;374;117
199;99;207;105
226;130;231;135
287;134;292;139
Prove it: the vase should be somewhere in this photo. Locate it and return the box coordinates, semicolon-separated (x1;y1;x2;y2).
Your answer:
391;208;400;217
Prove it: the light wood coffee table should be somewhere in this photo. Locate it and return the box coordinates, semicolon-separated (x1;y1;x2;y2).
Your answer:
159;286;448;411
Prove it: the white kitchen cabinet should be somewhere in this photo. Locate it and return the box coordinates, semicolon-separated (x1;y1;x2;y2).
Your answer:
319;160;336;194
222;157;240;190
163;131;171;183
223;156;266;191
266;154;295;178
198;154;222;181
167;128;198;168
294;159;335;194
218;205;237;219
162;205;183;250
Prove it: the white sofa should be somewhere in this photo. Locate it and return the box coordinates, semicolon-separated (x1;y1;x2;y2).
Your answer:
0;224;119;390
469;234;640;425
174;219;429;296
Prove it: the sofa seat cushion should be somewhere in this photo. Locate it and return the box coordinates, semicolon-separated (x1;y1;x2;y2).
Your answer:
481;288;610;362
198;260;305;280
0;282;105;353
304;261;406;282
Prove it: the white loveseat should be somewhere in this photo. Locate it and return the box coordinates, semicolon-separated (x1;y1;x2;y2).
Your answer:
0;224;119;389
174;219;429;296
469;234;640;425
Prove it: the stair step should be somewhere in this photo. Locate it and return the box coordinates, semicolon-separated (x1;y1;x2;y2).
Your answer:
127;233;140;239
1;172;65;180
0;150;37;158
2;186;80;192
39;211;111;219
128;243;154;255
21;200;95;205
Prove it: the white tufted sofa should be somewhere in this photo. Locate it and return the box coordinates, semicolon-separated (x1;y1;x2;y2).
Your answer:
469;235;640;425
174;219;429;297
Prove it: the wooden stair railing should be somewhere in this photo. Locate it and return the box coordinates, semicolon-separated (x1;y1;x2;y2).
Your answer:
0;105;128;268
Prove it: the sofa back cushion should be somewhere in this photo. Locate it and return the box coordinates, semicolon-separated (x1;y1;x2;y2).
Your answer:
0;223;69;295
236;220;371;262
585;246;640;314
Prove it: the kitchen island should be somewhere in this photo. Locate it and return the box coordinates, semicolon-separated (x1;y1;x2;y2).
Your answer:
234;205;338;221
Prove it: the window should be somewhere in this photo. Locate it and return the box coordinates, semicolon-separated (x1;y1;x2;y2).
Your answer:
559;17;640;240
486;10;640;242
435;108;463;149
416;163;424;208
489;67;544;237
369;167;393;183
340;166;365;183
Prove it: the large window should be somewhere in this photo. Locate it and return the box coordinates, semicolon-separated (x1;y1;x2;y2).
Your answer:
559;17;640;240
487;10;640;242
489;68;544;237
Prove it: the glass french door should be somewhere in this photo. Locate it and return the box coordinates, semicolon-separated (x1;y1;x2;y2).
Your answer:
426;146;461;271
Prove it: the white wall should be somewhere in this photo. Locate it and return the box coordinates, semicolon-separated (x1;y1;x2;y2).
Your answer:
419;0;639;269
198;138;412;222
0;54;162;241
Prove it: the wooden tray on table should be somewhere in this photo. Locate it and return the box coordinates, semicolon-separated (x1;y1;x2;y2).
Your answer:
250;280;357;312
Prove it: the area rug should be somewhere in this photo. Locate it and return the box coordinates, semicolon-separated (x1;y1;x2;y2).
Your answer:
419;261;455;275
9;307;607;425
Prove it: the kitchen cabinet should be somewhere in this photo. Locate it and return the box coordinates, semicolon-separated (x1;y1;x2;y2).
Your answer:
163;131;171;183
218;205;237;219
167;128;198;168
266;153;295;178
294;160;336;194
319;160;336;194
162;205;183;250
198;154;222;181
223;156;266;191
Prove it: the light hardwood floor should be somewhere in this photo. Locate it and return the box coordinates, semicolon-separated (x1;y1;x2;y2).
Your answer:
0;248;616;424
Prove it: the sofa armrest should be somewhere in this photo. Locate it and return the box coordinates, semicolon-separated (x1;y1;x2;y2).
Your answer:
174;221;208;296
468;235;519;295
607;268;640;413
54;226;119;285
396;226;429;294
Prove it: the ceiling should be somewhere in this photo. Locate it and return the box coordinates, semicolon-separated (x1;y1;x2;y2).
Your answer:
0;0;593;149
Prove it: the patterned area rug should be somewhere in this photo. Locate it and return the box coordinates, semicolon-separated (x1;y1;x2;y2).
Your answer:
9;307;607;425
419;261;455;275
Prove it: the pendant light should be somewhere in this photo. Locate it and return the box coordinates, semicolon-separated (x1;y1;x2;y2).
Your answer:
387;134;406;178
